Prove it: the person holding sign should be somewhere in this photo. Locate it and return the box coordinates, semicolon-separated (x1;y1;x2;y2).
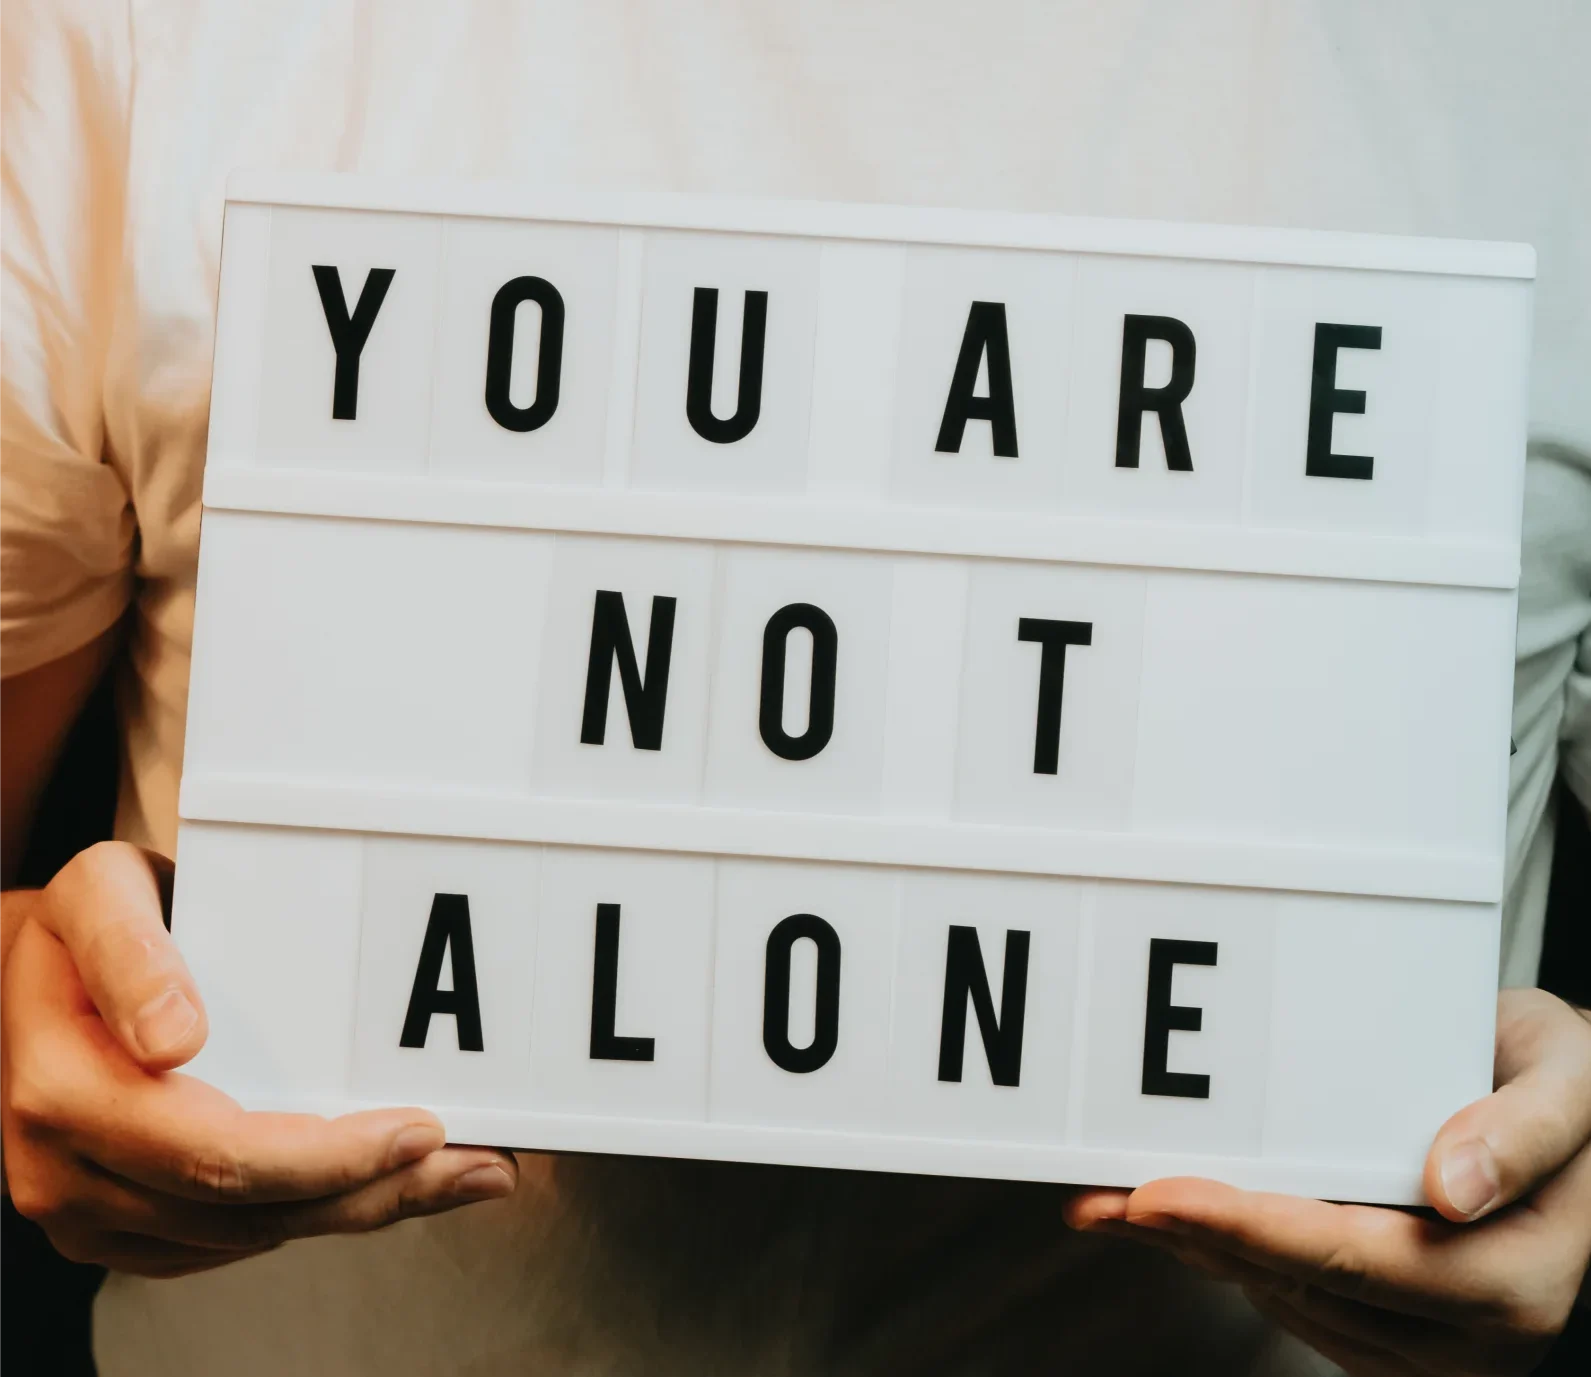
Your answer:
1066;987;1591;1375
4;2;1591;1375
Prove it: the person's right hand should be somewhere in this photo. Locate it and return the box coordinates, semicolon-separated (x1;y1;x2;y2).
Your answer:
2;841;518;1277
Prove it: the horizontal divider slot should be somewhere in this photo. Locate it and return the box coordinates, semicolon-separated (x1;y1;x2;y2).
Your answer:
178;775;1502;904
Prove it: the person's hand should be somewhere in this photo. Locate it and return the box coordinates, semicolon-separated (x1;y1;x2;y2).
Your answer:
2;841;518;1277
1065;988;1591;1375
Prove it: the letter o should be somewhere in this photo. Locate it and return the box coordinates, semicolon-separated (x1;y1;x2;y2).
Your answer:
762;913;841;1074
484;275;565;432
759;603;837;761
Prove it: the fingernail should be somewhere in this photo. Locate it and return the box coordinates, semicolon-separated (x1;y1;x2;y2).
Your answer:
133;989;199;1059
450;1164;514;1201
1441;1139;1501;1219
388;1124;446;1168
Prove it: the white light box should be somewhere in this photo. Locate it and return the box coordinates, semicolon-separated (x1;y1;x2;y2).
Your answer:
175;174;1533;1203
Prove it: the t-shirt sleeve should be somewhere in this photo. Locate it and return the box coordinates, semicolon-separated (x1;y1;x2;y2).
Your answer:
1514;440;1591;819
1;0;136;678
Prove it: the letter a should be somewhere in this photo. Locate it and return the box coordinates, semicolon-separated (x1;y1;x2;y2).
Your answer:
399;894;485;1052
935;301;1019;458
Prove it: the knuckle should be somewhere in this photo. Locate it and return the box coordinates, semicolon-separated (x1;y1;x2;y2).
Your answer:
1496;1290;1572;1344
353;1172;431;1235
1315;1240;1373;1301
357;1186;413;1234
392;1173;435;1225
1460;1263;1574;1344
53;843;169;960
5;1169;64;1229
6;1059;64;1130
73;839;136;881
187;1143;252;1202
1526;1102;1576;1165
55;842;127;909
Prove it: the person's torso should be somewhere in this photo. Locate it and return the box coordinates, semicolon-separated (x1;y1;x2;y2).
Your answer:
93;4;1585;1372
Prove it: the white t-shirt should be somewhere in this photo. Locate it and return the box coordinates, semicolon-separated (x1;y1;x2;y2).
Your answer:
4;2;1588;1373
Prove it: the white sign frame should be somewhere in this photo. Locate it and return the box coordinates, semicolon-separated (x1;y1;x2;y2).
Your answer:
175;173;1532;1203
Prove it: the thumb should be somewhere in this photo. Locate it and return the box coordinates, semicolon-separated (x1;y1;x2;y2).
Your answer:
1425;989;1591;1223
36;841;208;1071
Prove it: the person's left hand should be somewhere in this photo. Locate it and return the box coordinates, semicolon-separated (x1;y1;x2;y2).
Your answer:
1065;988;1591;1376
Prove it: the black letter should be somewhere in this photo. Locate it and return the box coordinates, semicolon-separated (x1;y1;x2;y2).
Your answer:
937;926;1031;1087
1306;323;1382;480
1115;314;1196;471
312;265;395;420
589;903;655;1062
580;590;676;751
1017;617;1093;775
686;286;767;443
399;894;484;1051
484;276;565;432
762;913;840;1074
759;603;837;761
935;301;1018;458
1141;937;1217;1098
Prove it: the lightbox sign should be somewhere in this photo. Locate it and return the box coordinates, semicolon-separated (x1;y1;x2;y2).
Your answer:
174;174;1532;1203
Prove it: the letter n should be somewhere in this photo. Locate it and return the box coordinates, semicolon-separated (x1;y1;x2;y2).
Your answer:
937;926;1031;1087
580;590;677;751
